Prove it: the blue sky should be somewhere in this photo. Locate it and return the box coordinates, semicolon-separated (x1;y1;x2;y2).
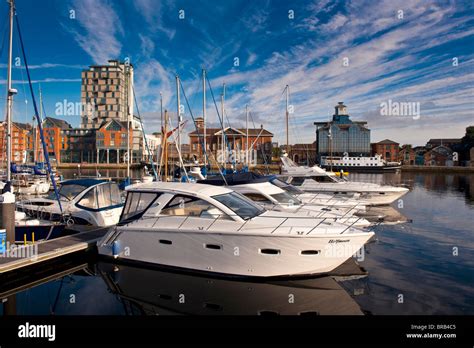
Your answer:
0;0;473;145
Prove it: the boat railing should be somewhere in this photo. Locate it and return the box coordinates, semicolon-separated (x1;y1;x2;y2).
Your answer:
136;214;365;235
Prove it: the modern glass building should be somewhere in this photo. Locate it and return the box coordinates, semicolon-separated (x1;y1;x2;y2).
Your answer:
314;102;370;161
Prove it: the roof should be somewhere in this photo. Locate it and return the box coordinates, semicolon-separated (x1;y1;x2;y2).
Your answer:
126;182;233;196
375;139;399;145
427;138;462;144
44;117;72;129
61;178;108;186
189;127;273;137
96;119;127;131
200;172;276;186
13;122;31;130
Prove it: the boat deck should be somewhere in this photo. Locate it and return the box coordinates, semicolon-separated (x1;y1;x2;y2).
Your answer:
0;227;110;275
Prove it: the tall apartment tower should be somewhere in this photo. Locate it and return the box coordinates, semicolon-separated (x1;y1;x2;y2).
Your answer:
80;60;134;129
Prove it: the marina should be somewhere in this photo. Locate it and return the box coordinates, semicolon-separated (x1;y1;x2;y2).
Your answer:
0;0;472;345
1;171;473;315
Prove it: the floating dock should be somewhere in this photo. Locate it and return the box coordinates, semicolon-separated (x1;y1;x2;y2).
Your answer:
0;228;109;275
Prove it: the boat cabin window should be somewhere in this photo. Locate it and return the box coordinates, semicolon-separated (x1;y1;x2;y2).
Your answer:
213;192;265;220
160;195;230;220
120;192;159;221
288;177;306;186
77;183;123;211
243;193;272;203
270;192;301;206
311;176;338;183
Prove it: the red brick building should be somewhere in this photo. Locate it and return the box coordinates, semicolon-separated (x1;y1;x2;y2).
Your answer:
371;139;400;162
424;145;455;166
399;145;415;165
0;122;32;163
188;117;273;165
287;142;317;165
95;119;131;164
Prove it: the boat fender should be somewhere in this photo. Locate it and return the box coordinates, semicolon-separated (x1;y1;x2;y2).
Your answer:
112;240;121;258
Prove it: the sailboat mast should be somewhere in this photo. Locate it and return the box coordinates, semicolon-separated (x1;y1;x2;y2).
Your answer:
38;85;44;162
126;108;130;179
176;75;181;158
160;92;163;132
285;85;289;154
5;0;15;186
202;69;207;167
164;109;168;181
221;83;225;169
246;104;249;167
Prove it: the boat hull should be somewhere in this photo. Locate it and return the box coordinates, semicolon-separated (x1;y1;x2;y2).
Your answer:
320;165;401;173
99;229;374;277
299;186;408;205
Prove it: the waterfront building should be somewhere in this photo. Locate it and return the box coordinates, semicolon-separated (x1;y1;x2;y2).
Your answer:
0;122;31;163
285;142;317;165
144;133;162;163
426;138;462;150
188;117;273;165
424;145;455;166
399;145;415;165
38;117;72;164
314;102;371;162
371;139;400;163
80;60;134;129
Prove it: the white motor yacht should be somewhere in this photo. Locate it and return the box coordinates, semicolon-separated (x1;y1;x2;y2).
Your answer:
17;178;124;227
98;182;374;277
280;155;409;205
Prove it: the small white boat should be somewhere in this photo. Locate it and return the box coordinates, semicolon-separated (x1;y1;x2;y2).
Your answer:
13;174;50;195
0;174;50;195
98;182;374;277
17;179;124;227
280;155;409;205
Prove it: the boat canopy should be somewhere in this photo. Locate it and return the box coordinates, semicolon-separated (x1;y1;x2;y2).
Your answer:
199;172;276;186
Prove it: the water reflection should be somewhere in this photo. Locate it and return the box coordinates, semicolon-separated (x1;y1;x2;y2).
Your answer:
1;257;368;315
97;260;366;316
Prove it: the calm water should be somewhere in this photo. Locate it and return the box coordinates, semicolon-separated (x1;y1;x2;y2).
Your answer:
1;172;473;315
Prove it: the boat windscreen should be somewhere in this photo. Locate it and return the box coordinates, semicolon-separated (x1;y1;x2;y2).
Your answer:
213;191;265;220
54;184;88;201
270;178;304;195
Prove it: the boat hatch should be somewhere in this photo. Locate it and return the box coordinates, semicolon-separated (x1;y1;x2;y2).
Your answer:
76;182;124;212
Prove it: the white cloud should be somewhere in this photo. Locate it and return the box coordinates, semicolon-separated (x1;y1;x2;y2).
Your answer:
247;52;258;66
69;0;123;64
133;0;176;39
